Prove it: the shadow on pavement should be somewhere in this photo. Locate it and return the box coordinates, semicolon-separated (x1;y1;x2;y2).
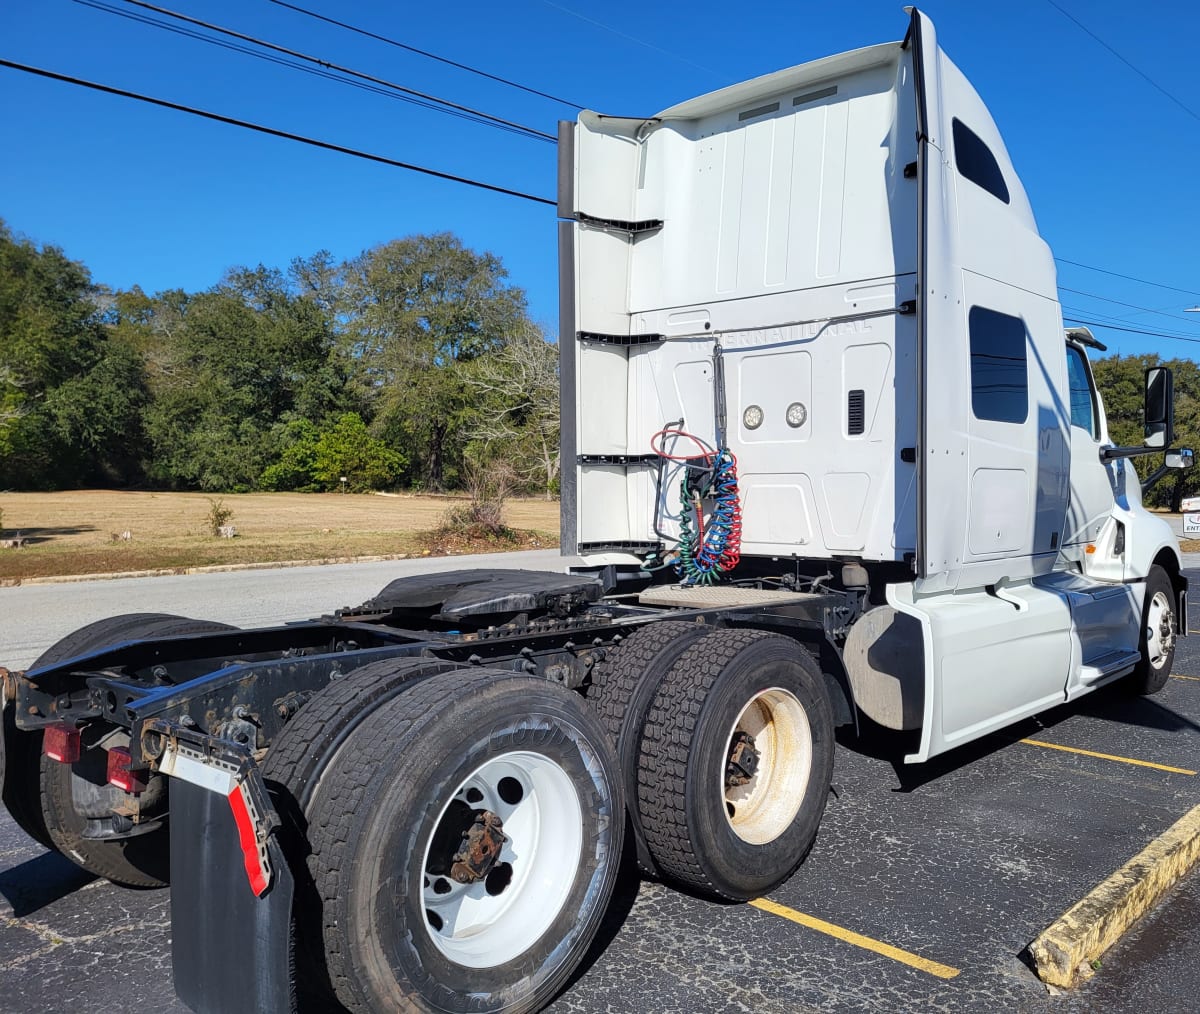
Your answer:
0;850;95;917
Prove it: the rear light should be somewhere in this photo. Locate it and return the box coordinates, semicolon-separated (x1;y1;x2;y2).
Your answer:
107;746;148;794
43;724;81;763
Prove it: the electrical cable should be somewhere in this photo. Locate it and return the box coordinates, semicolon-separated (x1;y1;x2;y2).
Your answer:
74;0;542;140
1055;258;1200;299
1060;304;1200;341
674;449;742;585
1058;286;1200;328
649;425;742;585
267;0;584;110
0;59;557;206
539;0;721;80
1062;317;1200;345
88;0;555;142
1042;0;1199;123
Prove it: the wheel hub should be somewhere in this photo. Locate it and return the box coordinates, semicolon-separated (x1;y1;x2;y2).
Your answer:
450;810;509;884
725;731;760;788
420;750;585;969
1147;591;1176;665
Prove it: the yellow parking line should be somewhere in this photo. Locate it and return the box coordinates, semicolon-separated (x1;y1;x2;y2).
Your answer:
1020;738;1196;775
749;898;961;979
1173;674;1200;682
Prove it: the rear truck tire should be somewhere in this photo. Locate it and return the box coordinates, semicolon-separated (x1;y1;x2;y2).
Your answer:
35;613;236;886
585;620;708;874
2;701;53;850
260;655;466;1004
1130;564;1177;696
636;628;835;902
305;668;624;1014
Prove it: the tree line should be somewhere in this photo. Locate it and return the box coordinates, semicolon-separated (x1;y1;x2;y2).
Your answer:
0;222;559;495
2;219;1197;508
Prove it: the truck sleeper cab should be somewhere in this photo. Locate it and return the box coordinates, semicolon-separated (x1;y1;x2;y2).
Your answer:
559;9;1188;761
0;9;1190;1014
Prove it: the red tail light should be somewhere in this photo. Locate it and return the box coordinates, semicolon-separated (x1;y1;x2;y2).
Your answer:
107;746;147;793
43;724;81;763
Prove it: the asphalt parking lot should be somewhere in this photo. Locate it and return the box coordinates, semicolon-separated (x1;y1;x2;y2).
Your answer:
4;570;1200;1013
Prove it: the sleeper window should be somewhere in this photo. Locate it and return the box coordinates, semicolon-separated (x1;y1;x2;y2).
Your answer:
969;306;1027;424
953;119;1010;204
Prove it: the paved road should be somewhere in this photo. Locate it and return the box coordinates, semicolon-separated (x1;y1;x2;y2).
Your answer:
3;559;1200;1012
0;549;576;670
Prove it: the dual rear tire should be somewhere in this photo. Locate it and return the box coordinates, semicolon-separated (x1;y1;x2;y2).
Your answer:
590;624;835;901
268;663;624;1014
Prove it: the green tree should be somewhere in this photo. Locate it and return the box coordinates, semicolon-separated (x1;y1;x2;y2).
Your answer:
260;418;323;492
138;265;356;490
0;221;146;487
341;233;529;490
312;412;405;492
260;414;404;492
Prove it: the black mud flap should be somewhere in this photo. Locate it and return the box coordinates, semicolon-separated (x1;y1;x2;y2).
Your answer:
171;779;295;1014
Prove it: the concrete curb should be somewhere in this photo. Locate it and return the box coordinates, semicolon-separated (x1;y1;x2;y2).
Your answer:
1029;804;1200;988
0;553;417;587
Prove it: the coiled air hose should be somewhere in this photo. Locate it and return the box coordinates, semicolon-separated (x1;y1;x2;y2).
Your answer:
650;427;743;585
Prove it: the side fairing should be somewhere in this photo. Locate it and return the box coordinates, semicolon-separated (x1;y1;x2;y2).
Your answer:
909;10;1069;592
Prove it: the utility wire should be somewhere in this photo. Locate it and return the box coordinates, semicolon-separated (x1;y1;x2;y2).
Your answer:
88;0;554;142
0;60;556;206
1063;317;1200;345
1058;286;1200;327
539;0;721;79
75;0;540;140
1055;257;1200;299
1042;0;1199;123
267;0;584;110
1060;305;1200;341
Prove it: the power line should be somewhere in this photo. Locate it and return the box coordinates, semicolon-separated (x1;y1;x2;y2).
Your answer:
1058;286;1200;327
0;59;556;206
1062;317;1200;345
1055;257;1200;299
1042;0;1199;123
74;0;541;141
1060;305;1200;341
87;0;554;143
267;0;584;111
539;0;721;79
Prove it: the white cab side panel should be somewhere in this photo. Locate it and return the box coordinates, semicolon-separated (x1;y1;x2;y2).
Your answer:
568;41;920;559
914;13;1069;590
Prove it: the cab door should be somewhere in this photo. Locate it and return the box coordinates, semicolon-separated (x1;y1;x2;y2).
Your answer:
1061;341;1122;578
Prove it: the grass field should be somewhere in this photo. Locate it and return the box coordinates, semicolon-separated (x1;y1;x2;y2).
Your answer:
0;490;560;581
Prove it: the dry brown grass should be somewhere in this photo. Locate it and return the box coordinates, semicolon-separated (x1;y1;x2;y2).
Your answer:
0;490;559;580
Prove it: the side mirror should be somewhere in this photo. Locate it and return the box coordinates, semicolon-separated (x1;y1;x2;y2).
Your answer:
1144;367;1174;448
1166;448;1195;470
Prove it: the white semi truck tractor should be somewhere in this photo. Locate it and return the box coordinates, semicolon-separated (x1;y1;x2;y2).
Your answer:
1;8;1190;1013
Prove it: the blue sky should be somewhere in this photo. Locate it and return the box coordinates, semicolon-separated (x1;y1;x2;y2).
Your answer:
2;0;1198;357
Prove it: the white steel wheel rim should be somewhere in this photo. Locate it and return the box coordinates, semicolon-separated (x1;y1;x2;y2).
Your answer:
420;750;583;969
720;687;812;845
1146;590;1175;668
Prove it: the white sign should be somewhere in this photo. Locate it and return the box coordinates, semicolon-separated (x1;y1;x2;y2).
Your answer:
1185;514;1200;536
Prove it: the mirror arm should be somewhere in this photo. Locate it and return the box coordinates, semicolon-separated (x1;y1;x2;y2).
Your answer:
1141;463;1170;495
1100;446;1164;463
